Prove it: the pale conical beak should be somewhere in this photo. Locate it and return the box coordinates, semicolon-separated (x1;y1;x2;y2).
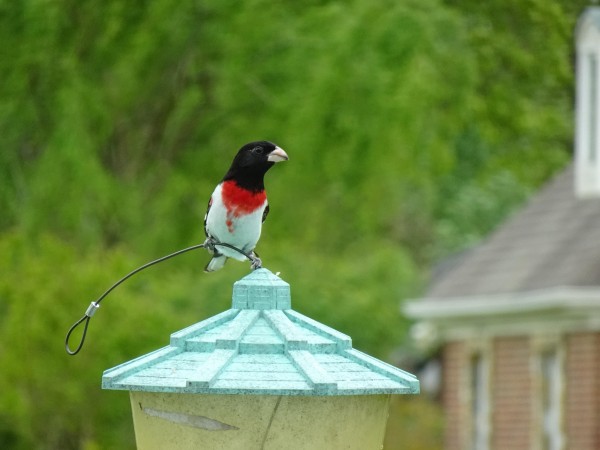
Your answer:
267;146;289;163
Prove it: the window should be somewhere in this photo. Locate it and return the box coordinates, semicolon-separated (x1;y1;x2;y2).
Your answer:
471;353;490;450
540;349;563;450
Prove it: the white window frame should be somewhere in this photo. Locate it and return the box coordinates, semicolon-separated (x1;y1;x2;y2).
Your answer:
532;338;565;450
469;350;491;450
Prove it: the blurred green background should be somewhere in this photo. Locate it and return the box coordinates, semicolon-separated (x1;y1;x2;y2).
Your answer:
0;0;587;448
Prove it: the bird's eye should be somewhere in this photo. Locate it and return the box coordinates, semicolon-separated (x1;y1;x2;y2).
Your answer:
252;146;264;154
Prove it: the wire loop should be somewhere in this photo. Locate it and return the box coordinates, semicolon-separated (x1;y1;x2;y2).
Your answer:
65;315;92;355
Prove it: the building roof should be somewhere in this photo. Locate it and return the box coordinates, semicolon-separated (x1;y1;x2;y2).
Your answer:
103;269;419;396
426;164;600;300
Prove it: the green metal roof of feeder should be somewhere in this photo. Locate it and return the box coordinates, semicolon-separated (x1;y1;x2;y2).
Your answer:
102;269;419;396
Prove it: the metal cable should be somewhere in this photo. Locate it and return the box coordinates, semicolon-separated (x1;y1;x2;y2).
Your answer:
65;241;259;355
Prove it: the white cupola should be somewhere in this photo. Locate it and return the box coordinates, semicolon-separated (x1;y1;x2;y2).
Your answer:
576;7;600;197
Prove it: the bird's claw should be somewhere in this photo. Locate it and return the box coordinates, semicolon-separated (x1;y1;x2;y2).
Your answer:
250;255;262;270
203;237;217;253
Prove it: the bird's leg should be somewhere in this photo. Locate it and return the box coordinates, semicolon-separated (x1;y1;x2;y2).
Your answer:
249;251;262;270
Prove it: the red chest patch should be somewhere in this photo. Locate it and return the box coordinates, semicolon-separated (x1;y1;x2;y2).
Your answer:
221;181;266;218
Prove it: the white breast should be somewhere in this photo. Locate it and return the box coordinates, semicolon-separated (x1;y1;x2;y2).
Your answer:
205;183;267;261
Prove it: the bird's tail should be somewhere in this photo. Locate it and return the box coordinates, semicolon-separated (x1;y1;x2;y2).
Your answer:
204;255;227;272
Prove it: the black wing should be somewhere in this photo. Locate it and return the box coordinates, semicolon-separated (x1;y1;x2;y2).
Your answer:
262;203;269;223
204;197;213;237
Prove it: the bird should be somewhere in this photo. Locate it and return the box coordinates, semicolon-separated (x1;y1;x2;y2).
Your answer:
203;141;288;272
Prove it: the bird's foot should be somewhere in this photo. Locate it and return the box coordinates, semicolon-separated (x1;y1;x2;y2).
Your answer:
250;254;262;270
203;237;217;253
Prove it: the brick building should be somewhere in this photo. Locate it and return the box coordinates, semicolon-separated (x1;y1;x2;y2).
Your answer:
404;8;600;450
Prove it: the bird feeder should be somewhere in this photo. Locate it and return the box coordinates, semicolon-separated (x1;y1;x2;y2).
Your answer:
102;269;419;449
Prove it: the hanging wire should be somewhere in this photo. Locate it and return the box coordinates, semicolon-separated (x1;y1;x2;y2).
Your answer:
65;240;259;355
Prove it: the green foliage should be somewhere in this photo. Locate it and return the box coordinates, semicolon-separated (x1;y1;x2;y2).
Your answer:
0;0;583;448
0;230;241;448
0;232;137;448
384;396;444;450
431;0;589;256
